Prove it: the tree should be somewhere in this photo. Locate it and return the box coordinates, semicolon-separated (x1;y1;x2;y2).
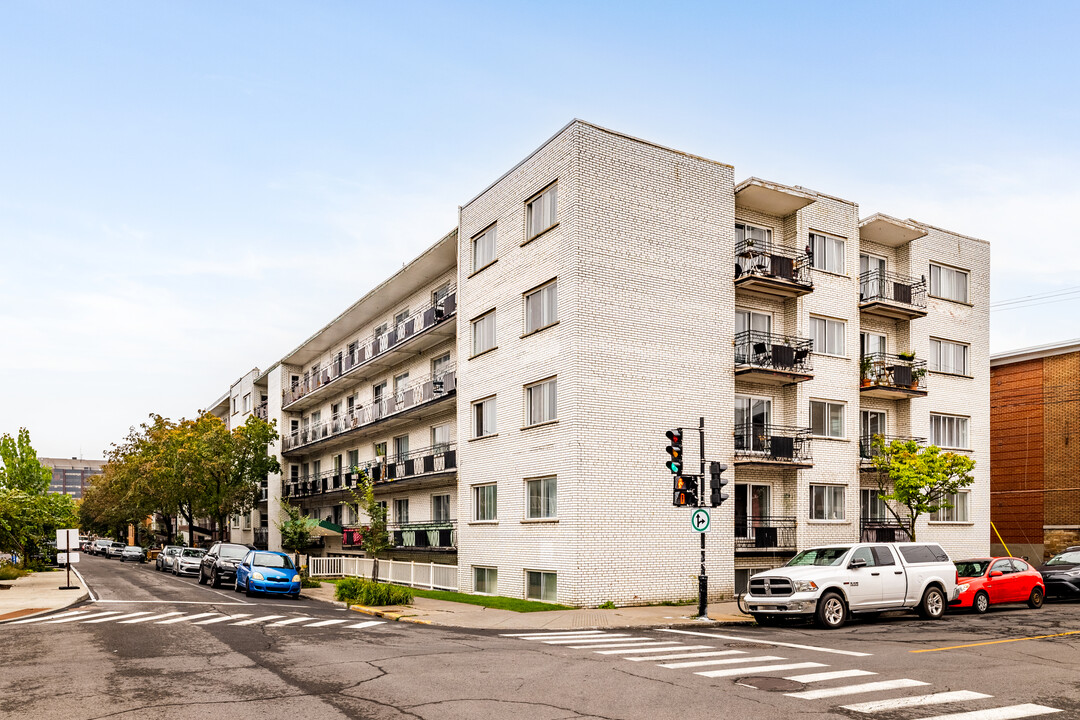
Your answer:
345;469;390;582
869;437;976;541
0;428;78;564
277;499;312;554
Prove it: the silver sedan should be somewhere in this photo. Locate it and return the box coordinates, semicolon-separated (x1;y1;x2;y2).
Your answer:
172;548;206;576
156;546;183;572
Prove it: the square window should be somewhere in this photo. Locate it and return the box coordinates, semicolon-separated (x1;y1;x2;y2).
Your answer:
526;184;558;240
810;316;845;356
810;400;845;438
809;233;845;274
524;280;558;334
525;377;557;426
526;570;557;602
526;477;557;519
930;414;969;449
473;397;496;437
473;484;497;521
929;339;969;375
474;566;497;594
930;263;969;303
472;225;497;272
472;311;496;355
933;492;970;522
810;485;845;520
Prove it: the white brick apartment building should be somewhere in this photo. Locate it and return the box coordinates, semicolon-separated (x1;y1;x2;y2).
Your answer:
212;120;990;607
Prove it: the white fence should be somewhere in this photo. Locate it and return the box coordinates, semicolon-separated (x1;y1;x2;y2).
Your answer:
307;555;458;592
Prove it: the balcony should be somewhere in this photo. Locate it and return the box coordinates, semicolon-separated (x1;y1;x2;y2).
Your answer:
858;271;927;320
734;330;813;385
734;241;813;300
859;434;926;471
860;353;928;399
860;518;913;543
735;516;797;554
342;521;457;551
254;401;268;421
282;444;457;499
283;290;457;411
281;368;456;455
734;424;813;468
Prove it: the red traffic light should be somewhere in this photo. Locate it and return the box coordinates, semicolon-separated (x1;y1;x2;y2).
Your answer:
666;428;682;444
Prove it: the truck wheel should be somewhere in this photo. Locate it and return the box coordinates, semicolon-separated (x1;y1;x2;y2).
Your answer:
973;591;990;614
918;586;946;619
1028;586;1045;609
815;592;847;629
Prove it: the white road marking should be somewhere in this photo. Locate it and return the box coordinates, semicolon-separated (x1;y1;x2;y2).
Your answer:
661;655;786;669
304;619;349;628
501;630;606;637
658;628;873;657
267;617;316;627
543;636;644;645
592;643;690;654
697;662;826;679
231;615;286;626
83;611;153;624
93;600;249;605
343;620;385;629
571;641;681;650
919;705;1063;720
194;614;252;625
71;566;95;601
785;669;877;683
46;611;123;624
118;612;185;624
842;691;994;713
8;611;86;625
626;650;743;662
787;678;929;700
157;613;219;624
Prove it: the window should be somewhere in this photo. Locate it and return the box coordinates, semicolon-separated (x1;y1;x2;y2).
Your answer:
393;372;409;401
810;485;845;520
526;184;558;240
860;332;886;357
473;397;496;437
859;253;886;297
810;400;845;438
393;434;409;459
473;483;497;521
432;284;451;306
243;513;251;530
472;225;497;272
242;393;251;413
860;488;888;521
931;414;969;449
525;377;557;426
734;395;771;452
809;232;845;274
231;515;241;528
394;498;409;524
526;570;557;602
929;339;969;375
526;476;557;519
474;566;497;594
930;263;969;303
432;494;450;523
524;280;558;334
735;309;771;364
897;544;950;563
373;381;387;405
933;492;970;522
860;410;885;439
347;450;359;472
374;441;387;458
231;396;238;415
432;353;451;378
810;316;845;356
431;424;451;453
394;308;410;334
735;222;772;251
472;311;496;355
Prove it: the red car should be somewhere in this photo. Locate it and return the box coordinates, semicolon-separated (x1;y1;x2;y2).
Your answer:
952;557;1045;613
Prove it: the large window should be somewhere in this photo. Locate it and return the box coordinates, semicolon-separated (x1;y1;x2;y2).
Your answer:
432;353;451;378
810;316;845;356
735;222;772;250
473;484;497;521
810;485;845;520
931;414;969;449
930;263;969;303
526;184;558;240
393;434;409;459
526;570;557;602
473;397;496;438
524;280;558;334
933;492;970;522
810;400;845;438
860;488;889;521
526;477;558;519
734;395;771;452
525;377;557;426
472;225;496;272
860;331;886;357
394;498;409;524
474;566;497;594
472;311;496;355
809;232;845;274
431;424;451;453
929;339;969;375
432;494;450;523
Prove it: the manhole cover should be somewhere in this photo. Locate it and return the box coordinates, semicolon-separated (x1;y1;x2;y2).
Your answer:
725;642;773;649
735;677;805;692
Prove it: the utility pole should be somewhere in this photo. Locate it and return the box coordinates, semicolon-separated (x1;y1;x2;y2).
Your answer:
697;416;707;619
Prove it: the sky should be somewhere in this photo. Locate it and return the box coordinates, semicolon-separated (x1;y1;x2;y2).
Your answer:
1;1;1078;459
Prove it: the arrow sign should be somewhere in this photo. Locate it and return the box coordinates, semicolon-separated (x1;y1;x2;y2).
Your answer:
691;508;710;533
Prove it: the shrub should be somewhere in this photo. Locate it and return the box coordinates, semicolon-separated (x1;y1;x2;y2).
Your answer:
598;600;616;609
0;564;27;581
301;576;322;588
334;577;414;606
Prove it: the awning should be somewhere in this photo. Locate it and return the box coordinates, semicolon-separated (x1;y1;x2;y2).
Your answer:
304;518;343;537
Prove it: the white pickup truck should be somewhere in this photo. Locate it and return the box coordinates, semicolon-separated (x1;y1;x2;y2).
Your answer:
742;542;958;629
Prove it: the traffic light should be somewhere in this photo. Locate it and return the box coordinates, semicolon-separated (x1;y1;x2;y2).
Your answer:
673;475;698;507
665;428;683;475
709;461;729;507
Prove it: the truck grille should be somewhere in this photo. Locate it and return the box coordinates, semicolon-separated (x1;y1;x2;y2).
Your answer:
749;577;793;597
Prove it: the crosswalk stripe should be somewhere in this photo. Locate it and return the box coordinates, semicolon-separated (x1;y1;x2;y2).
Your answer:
501;630;606;637
543;635;640;644
267;617;315;627
785;669;877;683
842;690;994;713
118;612;185;624
572;641;680;650
304;619;349;628
697;662;826;679
9;610;86;625
231;615;286;626
344;620;386;629
661;655;785;669
84;611;153;624
627;650;742;662
157;613;219;625
919;705;1063;720
46;611;122;624
659;629;873;657
786;678;929;700
194;614;252;625
592;643;689;654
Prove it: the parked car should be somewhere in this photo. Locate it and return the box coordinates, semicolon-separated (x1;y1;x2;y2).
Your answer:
119;546;146;563
234;551;301;599
1037;549;1080;599
156;546;183;572
91;539;114;556
173;547;206;576
199;542;254;588
952;557;1045;612
742;542;958;629
106;542;125;559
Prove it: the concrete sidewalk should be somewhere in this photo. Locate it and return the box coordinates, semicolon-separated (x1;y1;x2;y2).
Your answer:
302;582;754;629
0;567;88;623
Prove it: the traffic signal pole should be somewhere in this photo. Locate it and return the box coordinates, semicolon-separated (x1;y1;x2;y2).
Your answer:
697;416;708;619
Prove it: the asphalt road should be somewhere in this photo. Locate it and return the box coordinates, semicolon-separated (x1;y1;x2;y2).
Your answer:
3;555;1080;719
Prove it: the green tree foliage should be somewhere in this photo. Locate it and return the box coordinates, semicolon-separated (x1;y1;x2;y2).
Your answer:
0;428;78;563
276;499;312;553
869;437;976;541
344;468;390;582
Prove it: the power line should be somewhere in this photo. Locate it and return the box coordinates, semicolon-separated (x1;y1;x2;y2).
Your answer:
991;284;1080;307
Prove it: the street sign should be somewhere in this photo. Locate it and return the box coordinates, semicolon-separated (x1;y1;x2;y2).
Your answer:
56;528;79;551
691;508;710;533
57;552;80;565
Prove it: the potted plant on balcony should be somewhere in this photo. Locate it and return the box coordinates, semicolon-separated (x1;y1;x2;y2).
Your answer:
859;356;873;387
910;367;927;389
898;350;916;362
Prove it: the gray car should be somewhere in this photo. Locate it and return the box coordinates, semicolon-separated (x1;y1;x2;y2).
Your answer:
106;542;125;559
173;547;206;576
119;546;145;563
156;545;182;572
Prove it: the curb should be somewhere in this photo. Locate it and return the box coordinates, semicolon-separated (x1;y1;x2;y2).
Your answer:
0;589;89;625
348;604;432;625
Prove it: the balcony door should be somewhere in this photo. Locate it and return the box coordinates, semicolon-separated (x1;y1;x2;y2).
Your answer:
735;310;771;364
735;484;771;540
860;488;889;522
860;253;886;298
735;395;771;452
861;410;886;458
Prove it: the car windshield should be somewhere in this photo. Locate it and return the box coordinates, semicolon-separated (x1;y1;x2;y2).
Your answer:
166;548;180;555
786;547;851;567
181;549;206;558
955;560;990;577
1046;551;1080;566
112;543;124;548
220;546;249;560
252;553;293;569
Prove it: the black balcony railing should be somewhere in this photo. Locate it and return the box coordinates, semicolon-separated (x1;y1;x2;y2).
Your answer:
734;330;813;373
282;444;457;499
860;352;928;391
735;241;812;287
387;521;457;549
734;423;812;464
283;289;456;407
859;270;926;309
735;516;797;551
254;401;268;420
859;434;927;462
860;518;913;543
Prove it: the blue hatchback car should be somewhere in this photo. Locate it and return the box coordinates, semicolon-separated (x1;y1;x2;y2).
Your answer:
234;551;301;598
